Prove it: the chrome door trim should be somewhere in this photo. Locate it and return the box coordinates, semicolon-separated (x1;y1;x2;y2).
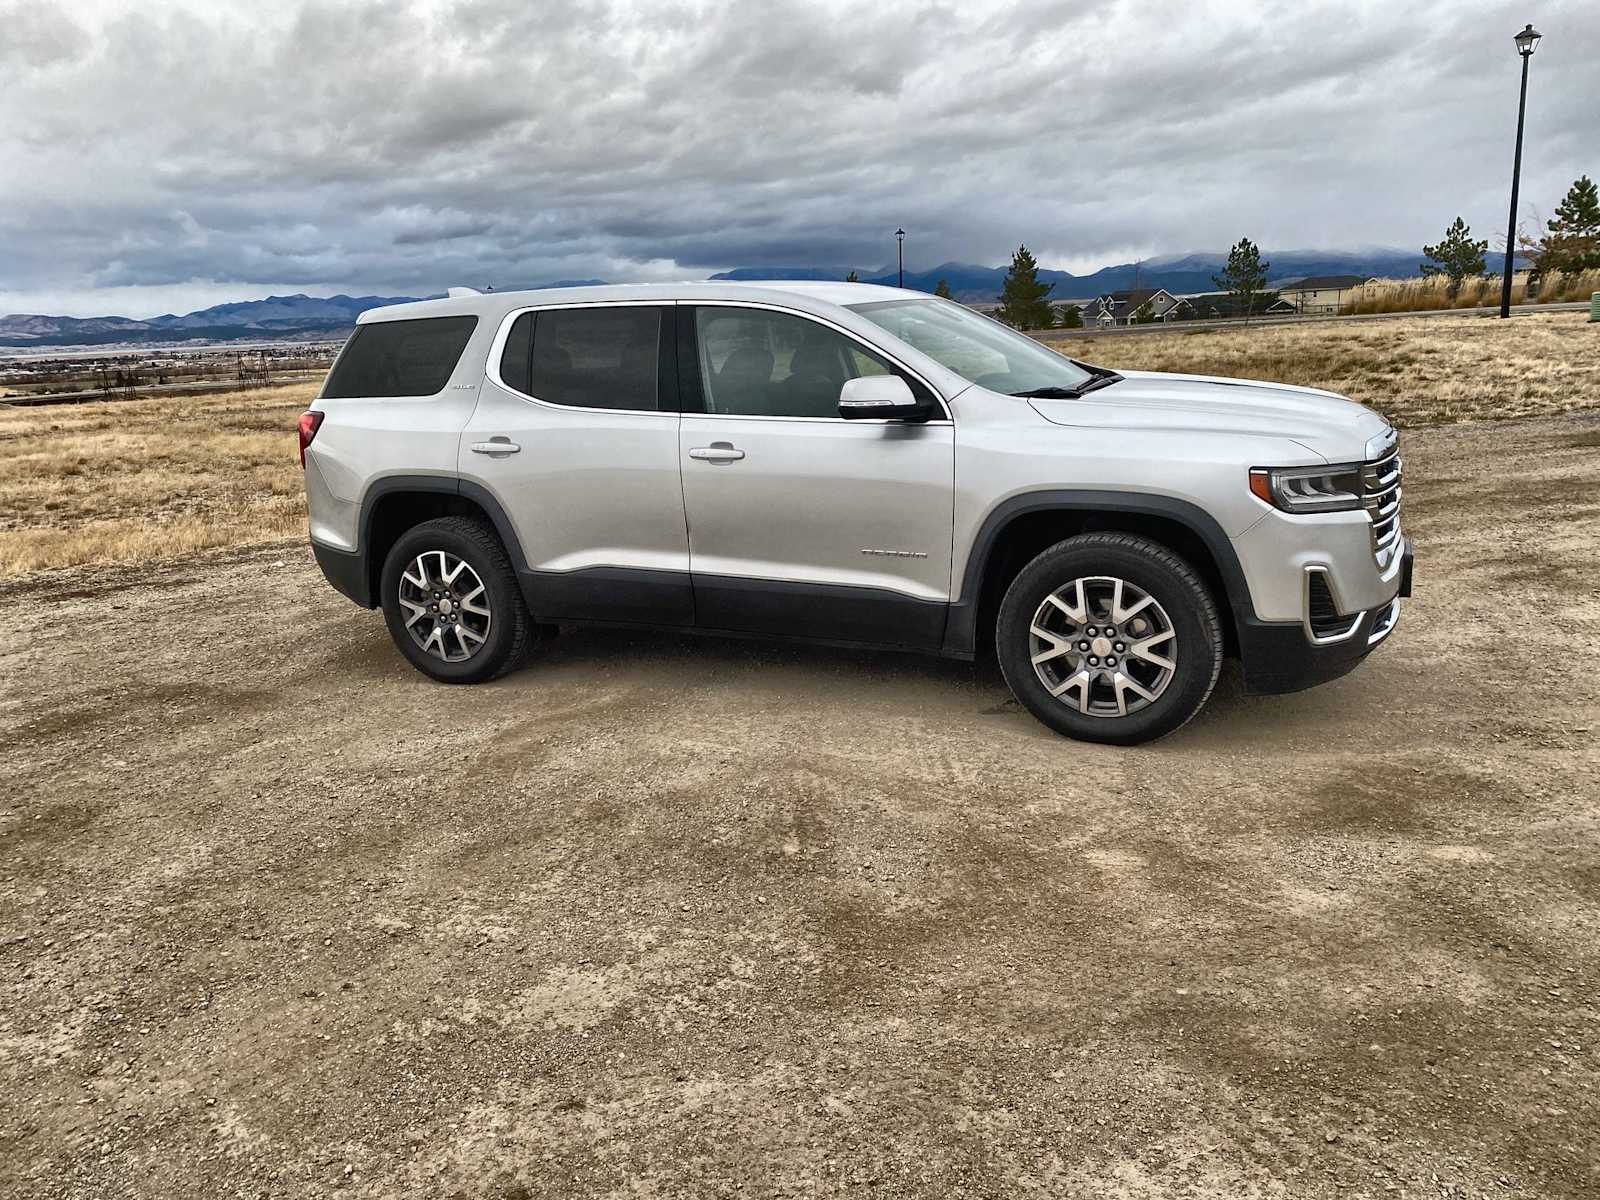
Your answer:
483;298;954;423
482;299;679;419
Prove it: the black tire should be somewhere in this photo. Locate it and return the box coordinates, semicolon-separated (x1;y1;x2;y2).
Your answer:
995;533;1223;745
379;517;545;684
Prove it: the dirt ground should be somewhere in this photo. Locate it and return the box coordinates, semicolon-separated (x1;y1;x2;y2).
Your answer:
3;411;1598;1199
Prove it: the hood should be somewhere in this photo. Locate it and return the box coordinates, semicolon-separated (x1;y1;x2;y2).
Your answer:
1026;369;1389;462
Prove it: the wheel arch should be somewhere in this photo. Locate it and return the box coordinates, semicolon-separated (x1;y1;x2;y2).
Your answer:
944;491;1255;659
355;476;527;608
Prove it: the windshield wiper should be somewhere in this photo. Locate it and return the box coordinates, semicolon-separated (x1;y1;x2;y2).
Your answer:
1011;370;1124;400
1011;386;1082;398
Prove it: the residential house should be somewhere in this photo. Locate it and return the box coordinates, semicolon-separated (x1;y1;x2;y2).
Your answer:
1055;298;1111;327
1275;274;1374;315
1065;288;1184;326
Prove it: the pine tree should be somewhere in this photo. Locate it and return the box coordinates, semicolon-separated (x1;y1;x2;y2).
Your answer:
1213;237;1270;321
844;270;859;283
1420;217;1488;299
1543;175;1600;274
996;244;1055;330
1056;303;1083;328
1131;300;1157;325
934;278;953;299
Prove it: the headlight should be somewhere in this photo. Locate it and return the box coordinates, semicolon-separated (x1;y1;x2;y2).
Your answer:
1248;463;1363;513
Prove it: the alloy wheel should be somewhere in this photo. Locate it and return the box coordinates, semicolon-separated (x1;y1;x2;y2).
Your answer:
396;550;492;663
1029;575;1177;717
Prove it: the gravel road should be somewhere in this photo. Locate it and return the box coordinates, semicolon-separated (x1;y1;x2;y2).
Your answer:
3;412;1598;1198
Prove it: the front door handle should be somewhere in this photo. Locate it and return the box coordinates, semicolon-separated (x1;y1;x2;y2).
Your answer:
470;437;521;456
688;442;745;463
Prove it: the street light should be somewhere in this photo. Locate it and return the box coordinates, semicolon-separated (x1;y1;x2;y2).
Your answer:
895;228;906;288
1500;22;1542;319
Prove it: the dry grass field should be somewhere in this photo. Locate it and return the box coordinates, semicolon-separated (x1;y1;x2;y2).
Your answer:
0;386;313;577
1047;308;1600;427
1341;268;1600;314
2;309;1597;579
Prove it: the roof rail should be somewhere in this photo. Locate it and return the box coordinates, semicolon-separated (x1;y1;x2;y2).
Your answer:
446;286;481;298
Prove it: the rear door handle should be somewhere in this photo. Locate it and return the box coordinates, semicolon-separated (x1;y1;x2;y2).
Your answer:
470;438;521;456
688;442;745;463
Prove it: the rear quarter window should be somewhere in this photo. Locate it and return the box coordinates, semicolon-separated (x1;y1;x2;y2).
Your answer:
321;316;478;398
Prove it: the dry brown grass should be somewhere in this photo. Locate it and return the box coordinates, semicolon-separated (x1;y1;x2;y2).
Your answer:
1343;269;1600;314
1046;308;1600;429
0;383;317;577
4;309;1598;580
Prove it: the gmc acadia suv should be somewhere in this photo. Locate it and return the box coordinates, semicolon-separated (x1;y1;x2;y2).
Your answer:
299;282;1412;744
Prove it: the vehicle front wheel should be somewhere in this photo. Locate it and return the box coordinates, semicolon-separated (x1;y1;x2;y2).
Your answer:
995;533;1223;745
379;517;544;684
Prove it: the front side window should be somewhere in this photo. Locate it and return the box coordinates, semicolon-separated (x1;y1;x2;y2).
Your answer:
321;316;478;398
848;298;1093;395
525;306;662;411
691;307;928;419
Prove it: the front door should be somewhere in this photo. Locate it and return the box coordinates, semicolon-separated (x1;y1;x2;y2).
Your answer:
677;303;955;649
460;302;694;625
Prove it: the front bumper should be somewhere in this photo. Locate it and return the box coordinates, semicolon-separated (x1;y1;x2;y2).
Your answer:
1237;539;1412;694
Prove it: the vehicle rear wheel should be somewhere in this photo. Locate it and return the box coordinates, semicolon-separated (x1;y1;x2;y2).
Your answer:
995;533;1223;745
379;517;544;683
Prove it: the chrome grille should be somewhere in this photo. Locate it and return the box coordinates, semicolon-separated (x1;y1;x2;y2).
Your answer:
1362;443;1403;569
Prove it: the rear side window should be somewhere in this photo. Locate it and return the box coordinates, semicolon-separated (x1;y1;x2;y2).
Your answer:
322;316;478;398
498;311;534;394
527;307;662;411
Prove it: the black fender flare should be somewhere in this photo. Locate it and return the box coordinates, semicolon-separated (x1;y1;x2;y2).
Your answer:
941;489;1259;657
345;475;531;601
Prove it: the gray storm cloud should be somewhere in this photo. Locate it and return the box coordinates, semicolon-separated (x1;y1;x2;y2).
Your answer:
2;0;1596;315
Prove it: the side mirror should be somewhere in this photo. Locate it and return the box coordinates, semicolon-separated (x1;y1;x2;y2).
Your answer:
838;374;926;421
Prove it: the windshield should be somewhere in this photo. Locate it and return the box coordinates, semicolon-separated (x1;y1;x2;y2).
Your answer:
847;298;1094;394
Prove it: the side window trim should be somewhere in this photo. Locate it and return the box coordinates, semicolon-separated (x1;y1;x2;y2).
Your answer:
482;301;678;416
675;301;950;422
676;303;707;418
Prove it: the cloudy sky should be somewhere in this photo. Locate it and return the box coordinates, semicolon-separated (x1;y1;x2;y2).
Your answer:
3;0;1595;317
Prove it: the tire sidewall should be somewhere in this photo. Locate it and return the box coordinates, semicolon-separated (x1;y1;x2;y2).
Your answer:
380;523;523;683
996;539;1221;745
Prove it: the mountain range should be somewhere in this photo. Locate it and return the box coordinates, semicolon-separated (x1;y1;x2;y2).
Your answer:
713;248;1523;303
0;294;419;349
0;249;1516;348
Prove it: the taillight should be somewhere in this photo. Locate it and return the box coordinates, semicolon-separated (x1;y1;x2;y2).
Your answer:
297;410;324;467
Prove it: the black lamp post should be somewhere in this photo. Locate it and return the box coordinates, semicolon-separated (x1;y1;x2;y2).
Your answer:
1500;22;1541;319
895;228;906;288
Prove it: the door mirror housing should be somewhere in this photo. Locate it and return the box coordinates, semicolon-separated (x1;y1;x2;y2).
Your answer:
838;374;927;421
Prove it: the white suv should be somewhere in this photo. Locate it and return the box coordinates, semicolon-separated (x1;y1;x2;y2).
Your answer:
299;282;1411;744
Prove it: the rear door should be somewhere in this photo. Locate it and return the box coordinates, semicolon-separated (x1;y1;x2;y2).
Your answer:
677;302;955;648
459;302;693;625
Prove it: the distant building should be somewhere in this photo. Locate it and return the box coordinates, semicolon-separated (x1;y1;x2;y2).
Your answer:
1070;288;1185;326
1177;292;1297;320
1054;298;1110;327
1275;275;1374;315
